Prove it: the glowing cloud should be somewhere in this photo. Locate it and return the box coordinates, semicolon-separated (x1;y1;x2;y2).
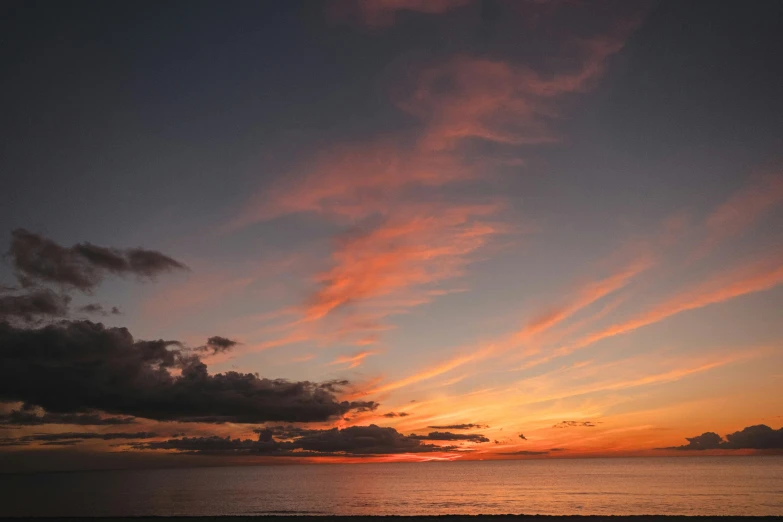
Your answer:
330;350;380;369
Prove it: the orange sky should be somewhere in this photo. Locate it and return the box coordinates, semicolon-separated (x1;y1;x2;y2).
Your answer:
1;0;782;469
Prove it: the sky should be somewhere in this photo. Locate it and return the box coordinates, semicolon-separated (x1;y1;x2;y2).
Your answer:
1;0;782;472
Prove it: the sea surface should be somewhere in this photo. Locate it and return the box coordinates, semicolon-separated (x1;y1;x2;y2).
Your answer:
1;456;782;516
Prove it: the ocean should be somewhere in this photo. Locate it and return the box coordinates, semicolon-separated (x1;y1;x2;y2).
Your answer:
1;456;781;516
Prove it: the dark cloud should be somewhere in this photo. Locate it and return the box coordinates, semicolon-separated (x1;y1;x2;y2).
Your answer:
23;431;157;442
409;431;489;443
78;303;121;316
518;433;527;440
133;425;452;456
253;425;322;442
500;450;549;456
1;431;158;447
426;423;487;430
382;412;411;418
0;408;136;426
724;425;783;449
195;336;239;355
41;440;82;446
295;425;451;454
0;439;29;447
553;420;598;428
664;425;783;450
131;435;282;455
666;431;723;450
549;447;566;452
8;229;187;292
0;320;377;424
0;289;70;323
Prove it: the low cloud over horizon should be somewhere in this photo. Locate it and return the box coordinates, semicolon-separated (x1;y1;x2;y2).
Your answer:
663;425;783;451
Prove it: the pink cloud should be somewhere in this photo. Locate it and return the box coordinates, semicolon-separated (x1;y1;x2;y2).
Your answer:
229;140;476;229
330;350;381;369
694;173;783;259
394;35;635;151
305;203;502;321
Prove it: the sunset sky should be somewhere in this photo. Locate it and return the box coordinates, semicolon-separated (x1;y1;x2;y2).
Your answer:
1;0;782;472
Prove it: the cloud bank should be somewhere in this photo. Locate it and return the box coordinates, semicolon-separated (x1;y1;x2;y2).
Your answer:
132;424;459;457
664;425;783;450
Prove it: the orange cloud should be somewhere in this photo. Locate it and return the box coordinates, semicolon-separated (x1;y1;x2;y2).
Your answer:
224;4;646;356
363;344;497;396
230;141;476;229
517;256;652;344
354;255;653;395
305;204;502;321
513;349;765;408
554;254;783;359
695;173;783;259
330;350;380;369
395;35;634;151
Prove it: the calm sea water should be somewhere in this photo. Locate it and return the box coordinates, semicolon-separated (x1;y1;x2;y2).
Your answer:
1;456;781;516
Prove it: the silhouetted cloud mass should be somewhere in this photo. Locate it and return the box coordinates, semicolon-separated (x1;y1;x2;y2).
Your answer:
427;423;487;430
553;420;598;428
668;431;724;450
1;431;157;447
382;412;411;418
253;425;323;441
500;450;549;456
519;433;527;440
409;431;489;442
724;425;783;449
295;425;452;454
0;320;377;423
195;336;238;355
664;425;783;450
0;289;70;322
78;303;121;316
0;408;136;426
8;229;188;291
133;425;452;456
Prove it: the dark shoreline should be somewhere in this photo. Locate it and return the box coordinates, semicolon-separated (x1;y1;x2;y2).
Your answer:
0;514;783;522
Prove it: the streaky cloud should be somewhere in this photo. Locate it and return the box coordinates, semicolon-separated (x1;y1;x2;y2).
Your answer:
8;228;188;292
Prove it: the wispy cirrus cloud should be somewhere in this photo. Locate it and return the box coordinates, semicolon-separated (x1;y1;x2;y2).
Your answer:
550;254;783;361
393;18;642;152
224;2;648;358
361;344;497;397
694;173;783;260
330;350;380;369
229;141;476;228
356;255;653;395
513;347;768;410
305;204;502;321
516;255;652;345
